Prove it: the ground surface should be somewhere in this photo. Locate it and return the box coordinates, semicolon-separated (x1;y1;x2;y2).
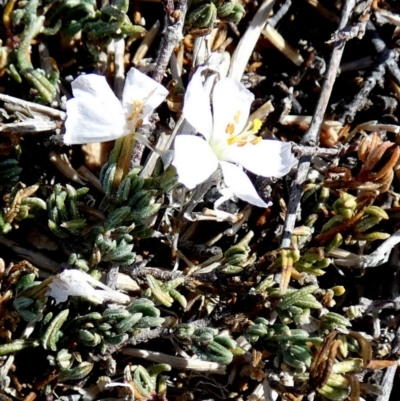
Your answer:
1;1;400;401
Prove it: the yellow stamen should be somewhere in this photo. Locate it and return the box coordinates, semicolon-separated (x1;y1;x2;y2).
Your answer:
226;118;263;147
127;100;143;122
251;118;262;134
234;111;241;124
251;137;263;145
225;123;235;134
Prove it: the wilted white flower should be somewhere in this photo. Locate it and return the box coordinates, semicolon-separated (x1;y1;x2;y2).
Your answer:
46;269;130;304
64;67;169;144
172;68;296;207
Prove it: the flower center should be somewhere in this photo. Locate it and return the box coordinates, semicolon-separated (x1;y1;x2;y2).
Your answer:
226;117;263;147
126;100;144;128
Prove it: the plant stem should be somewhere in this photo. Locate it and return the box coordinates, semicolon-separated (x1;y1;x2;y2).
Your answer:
280;0;356;249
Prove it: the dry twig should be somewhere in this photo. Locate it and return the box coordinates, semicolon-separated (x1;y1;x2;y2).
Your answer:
281;0;356;249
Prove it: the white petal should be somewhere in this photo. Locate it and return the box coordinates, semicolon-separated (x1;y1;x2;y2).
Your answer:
172;135;219;189
212;78;254;141
64;74;125;144
122;68;168;130
46;270;130;304
183;68;213;140
214;187;234;209
221;140;296;177
220;161;271;208
84;273;130;304
46;270;103;304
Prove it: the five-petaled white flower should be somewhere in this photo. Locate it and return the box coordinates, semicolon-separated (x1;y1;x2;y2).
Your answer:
172;69;296;207
64;67;169;144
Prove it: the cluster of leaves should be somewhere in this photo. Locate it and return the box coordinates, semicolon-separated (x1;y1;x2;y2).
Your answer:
47;184;89;238
3;0;58;103
101;164;170;234
44;0;144;55
44;163;176;270
0;182;46;235
186;0;246;29
8;267;242;367
2;271;164;354
175;324;244;364
0;266;242;400
245;292;365;401
143;274;187;308
2;0;144;103
254;139;400;399
123;363;170;400
302;187;390;245
50;300;164;351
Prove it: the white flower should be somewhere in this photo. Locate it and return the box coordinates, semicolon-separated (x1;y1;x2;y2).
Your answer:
46;269;130;305
172;69;296;207
64;67;169;145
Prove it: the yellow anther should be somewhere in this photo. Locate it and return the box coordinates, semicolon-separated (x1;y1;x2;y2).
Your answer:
226;118;263;147
234;111;241;124
251;137;262;145
225;123;235;134
251;118;262;134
